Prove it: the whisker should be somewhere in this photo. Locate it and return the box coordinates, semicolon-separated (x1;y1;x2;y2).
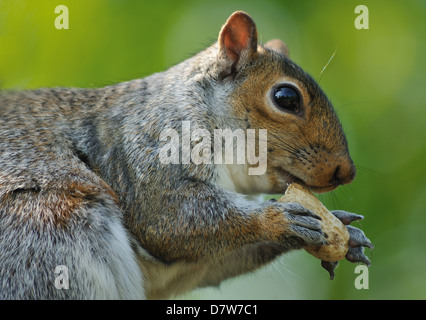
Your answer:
318;45;338;83
260;140;301;161
318;188;340;210
294;121;315;151
355;164;398;183
268;131;304;153
268;136;304;160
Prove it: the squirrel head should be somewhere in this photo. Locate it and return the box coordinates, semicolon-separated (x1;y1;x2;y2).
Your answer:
213;11;355;194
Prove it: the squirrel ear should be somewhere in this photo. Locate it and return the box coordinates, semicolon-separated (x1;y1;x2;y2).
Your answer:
264;39;290;57
218;11;258;66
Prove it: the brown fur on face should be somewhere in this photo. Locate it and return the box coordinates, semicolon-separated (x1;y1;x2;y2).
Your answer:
229;45;355;194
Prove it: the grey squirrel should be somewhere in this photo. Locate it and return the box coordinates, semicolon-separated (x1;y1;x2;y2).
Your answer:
0;11;372;299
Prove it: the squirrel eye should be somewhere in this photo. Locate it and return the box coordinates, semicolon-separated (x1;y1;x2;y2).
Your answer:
272;85;302;114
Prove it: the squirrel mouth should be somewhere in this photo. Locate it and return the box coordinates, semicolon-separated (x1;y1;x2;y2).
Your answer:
278;168;337;194
304;184;337;194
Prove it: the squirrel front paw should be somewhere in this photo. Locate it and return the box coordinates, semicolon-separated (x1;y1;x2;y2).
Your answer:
265;201;329;249
320;210;374;279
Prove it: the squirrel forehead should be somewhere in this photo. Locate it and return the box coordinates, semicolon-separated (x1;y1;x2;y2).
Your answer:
239;48;332;110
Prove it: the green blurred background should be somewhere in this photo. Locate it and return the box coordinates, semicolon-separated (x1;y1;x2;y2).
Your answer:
0;0;425;299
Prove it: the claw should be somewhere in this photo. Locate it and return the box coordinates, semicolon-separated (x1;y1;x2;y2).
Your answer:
321;260;339;280
347;226;374;249
331;210;364;225
345;225;373;266
318;210;373;279
346;246;371;266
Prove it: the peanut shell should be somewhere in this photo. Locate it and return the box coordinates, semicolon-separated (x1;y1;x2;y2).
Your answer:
278;183;349;262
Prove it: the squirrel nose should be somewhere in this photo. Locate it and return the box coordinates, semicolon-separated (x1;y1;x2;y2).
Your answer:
329;160;356;186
